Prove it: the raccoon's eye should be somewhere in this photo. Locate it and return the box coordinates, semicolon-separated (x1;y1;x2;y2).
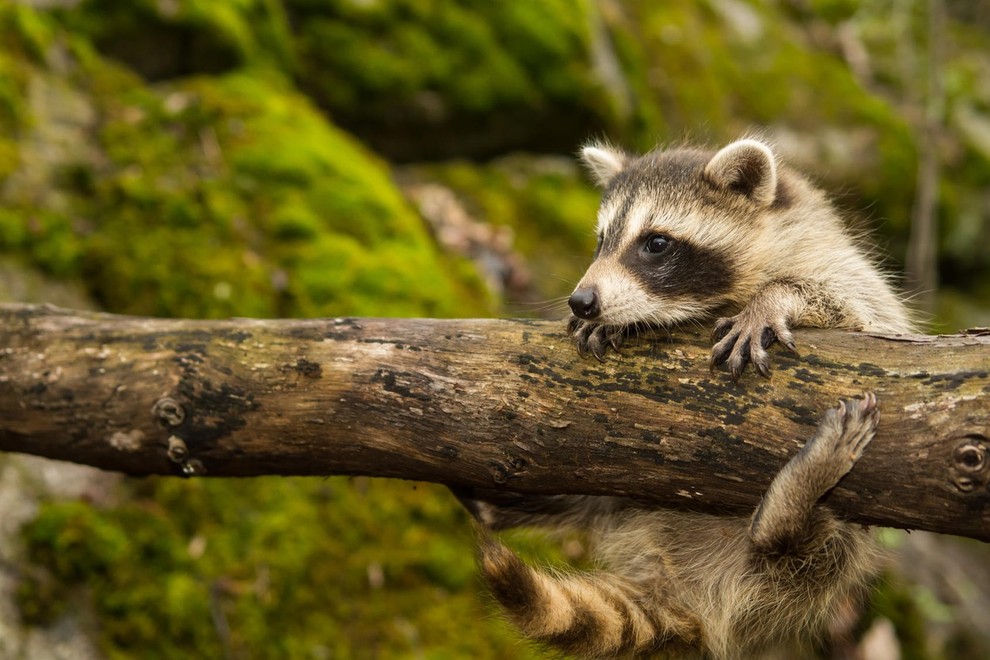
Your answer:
644;234;671;254
593;234;603;258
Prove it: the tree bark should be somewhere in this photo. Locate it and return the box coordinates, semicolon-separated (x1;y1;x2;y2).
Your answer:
1;303;989;540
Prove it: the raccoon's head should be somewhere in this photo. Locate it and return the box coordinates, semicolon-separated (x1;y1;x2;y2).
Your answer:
568;138;782;328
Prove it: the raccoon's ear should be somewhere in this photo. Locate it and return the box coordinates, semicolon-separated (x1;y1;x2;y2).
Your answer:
704;139;777;207
579;143;629;187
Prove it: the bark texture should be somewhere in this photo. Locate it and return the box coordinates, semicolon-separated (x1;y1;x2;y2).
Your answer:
1;304;989;540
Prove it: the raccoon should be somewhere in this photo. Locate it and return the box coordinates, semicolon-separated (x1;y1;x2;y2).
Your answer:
568;138;914;377
469;139;915;658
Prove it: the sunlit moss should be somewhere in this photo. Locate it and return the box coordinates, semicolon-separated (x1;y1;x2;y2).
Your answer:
0;43;492;318
19;478;545;658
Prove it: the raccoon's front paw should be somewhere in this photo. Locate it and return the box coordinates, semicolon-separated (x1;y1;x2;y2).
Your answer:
710;309;798;381
567;315;627;361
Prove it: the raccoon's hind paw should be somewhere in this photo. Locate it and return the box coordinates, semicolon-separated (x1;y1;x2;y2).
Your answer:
567;316;626;361
710;310;798;381
749;393;879;551
804;392;879;480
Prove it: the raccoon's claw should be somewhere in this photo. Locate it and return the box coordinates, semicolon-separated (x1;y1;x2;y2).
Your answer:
568;316;626;361
710;312;797;382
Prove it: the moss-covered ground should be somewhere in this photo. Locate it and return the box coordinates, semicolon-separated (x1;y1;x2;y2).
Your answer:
19;479;563;658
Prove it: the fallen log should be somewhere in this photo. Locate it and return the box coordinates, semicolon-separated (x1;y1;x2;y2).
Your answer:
1;303;988;540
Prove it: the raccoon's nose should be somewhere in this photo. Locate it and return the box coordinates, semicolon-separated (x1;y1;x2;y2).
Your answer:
568;287;600;320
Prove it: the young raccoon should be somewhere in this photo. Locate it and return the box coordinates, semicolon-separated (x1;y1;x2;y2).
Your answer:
568;138;914;375
471;139;916;658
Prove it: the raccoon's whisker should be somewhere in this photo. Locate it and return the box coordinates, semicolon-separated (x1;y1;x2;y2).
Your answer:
504;297;570;314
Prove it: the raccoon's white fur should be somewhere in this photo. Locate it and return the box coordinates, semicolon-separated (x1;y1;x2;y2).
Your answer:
470;139;917;658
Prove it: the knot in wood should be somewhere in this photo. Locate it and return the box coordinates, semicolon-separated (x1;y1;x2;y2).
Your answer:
951;436;989;493
166;435;206;476
490;461;509;485
153;397;186;426
182;458;207;476
167;435;189;463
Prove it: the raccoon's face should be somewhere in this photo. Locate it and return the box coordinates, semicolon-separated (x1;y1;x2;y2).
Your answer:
569;139;780;328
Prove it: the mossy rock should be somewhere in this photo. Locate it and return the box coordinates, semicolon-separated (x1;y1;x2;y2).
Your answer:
49;0;292;81
19;478;547;658
53;0;645;160
0;17;492;319
82;67;493;318
287;0;629;159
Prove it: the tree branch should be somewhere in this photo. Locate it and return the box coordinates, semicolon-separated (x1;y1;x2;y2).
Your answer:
1;304;989;540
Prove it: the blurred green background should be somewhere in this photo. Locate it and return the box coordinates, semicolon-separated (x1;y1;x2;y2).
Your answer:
1;0;989;658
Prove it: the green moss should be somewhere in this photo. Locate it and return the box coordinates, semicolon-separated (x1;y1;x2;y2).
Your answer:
286;0;626;158
0;48;492;318
0;5;47;168
0;3;55;63
174;70;492;318
291;1;538;115
20;499;224;656
20;478;545;659
52;0;268;80
40;0;636;157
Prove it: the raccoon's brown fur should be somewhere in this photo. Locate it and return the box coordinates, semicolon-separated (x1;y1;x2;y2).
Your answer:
468;139;914;658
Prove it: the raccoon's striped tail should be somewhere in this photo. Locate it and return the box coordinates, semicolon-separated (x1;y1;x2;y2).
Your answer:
478;535;698;657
